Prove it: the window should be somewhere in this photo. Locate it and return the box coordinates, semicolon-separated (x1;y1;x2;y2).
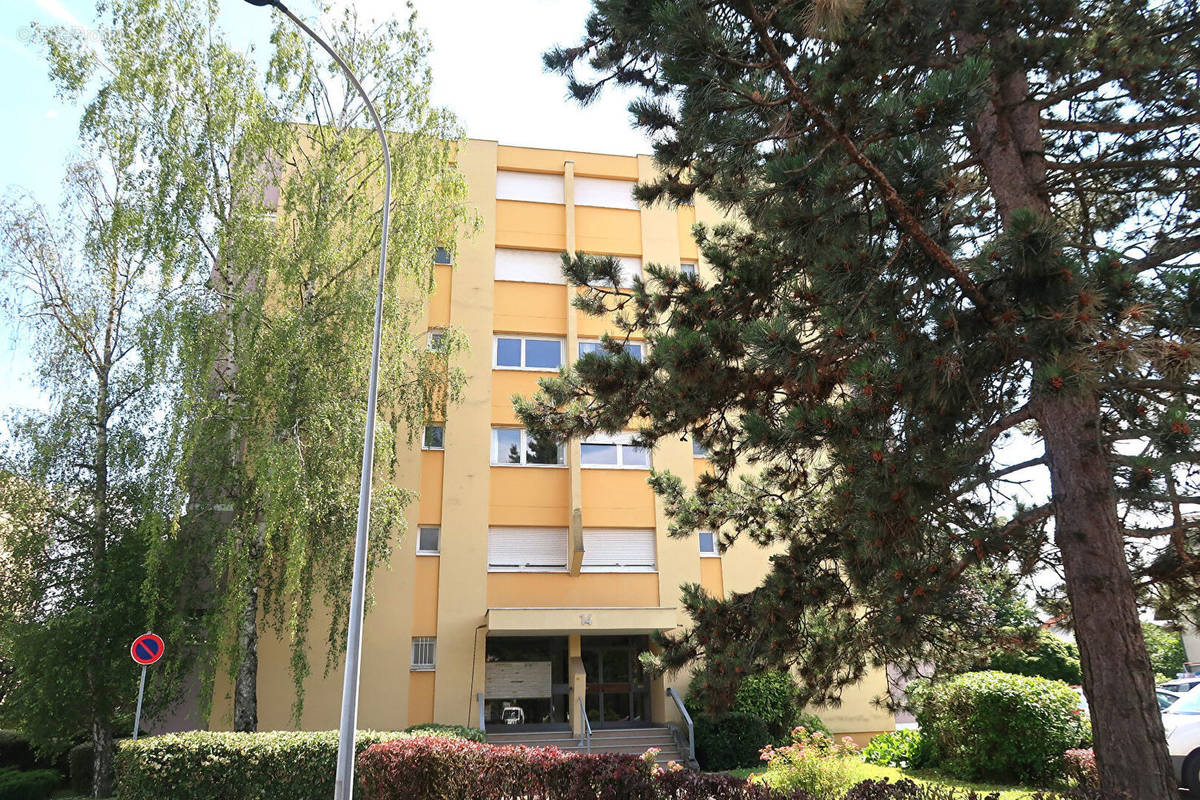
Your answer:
578;340;644;361
428;329;446;352
680;261;698;278
422;425;444;450
493;336;564;370
411;636;436;670
574;177;639;210
699;531;718;557
496;171;564;204
693;439;710;458
582;528;656;572
488;527;569;571
417;526;441;555
494;248;566;284
434;247;452;265
580;432;651;469
491;427;565;466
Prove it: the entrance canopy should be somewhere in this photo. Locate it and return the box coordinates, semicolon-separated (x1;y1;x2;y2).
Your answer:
486;606;676;636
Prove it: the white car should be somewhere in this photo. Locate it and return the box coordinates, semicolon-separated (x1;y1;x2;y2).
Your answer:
1161;676;1200;694
1162;685;1200;792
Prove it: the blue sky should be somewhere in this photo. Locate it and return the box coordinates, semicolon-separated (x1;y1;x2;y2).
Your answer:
0;0;651;416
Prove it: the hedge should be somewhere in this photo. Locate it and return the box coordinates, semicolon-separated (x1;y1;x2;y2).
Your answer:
693;711;773;770
115;729;467;800
67;743;92;796
0;734;36;773
0;767;60;800
356;737;805;800
909;671;1090;783
402;723;486;743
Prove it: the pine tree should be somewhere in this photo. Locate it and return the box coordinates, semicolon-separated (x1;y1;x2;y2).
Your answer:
526;1;1200;796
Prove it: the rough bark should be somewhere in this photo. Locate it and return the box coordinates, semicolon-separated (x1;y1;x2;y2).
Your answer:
90;716;113;798
232;524;264;732
1037;392;1178;800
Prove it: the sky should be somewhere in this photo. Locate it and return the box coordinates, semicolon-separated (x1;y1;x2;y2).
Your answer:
0;0;651;416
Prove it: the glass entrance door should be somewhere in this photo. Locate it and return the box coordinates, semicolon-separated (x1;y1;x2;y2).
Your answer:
581;636;651;728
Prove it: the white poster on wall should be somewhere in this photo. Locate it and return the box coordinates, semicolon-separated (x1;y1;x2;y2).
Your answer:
486;661;553;699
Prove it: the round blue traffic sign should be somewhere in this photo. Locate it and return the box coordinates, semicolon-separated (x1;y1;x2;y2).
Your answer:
131;633;164;665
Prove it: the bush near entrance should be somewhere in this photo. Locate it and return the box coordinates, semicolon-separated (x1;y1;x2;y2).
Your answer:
693;711;773;770
0;767;59;800
909;671;1089;784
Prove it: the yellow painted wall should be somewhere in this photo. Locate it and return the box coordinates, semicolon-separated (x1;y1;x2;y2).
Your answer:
487;572;659;608
419;450;444;522
498;145;638;180
491;371;555;425
677;205;698;260
489;467;569;526
575;207;641;256
699;558;724;599
494;283;568;336
412;556;440;636
579;471;657;527
429;265;453;328
407;672;436;726
495;200;565;251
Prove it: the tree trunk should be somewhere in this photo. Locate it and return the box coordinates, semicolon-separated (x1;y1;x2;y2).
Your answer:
91;715;113;798
232;524;264;732
1038;391;1178;800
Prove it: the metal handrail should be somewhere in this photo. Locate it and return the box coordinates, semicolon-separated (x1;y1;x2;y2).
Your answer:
578;697;592;753
665;687;694;763
478;692;486;734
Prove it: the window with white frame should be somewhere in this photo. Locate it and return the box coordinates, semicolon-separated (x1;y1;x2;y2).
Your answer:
417;526;441;555
494;248;566;284
496;171;564;204
493;336;564;370
491;427;565;466
411;636;436;669
582;528;656;572
680;261;698;277
578;339;644;361
574;177;639;210
434;247;452;265
580;431;651;469
693;439;710;458
488;527;568;571
699;531;719;557
422;425;444;450
428;329;446;352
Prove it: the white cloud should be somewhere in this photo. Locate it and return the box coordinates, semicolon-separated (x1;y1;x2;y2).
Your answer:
34;0;83;27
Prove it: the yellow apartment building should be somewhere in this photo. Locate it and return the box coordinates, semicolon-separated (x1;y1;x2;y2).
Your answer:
209;139;895;749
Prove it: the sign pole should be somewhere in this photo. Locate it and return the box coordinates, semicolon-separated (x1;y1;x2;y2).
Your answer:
132;664;147;741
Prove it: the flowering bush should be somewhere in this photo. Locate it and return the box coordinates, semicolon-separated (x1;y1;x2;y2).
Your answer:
1062;749;1098;788
756;727;867;800
860;730;926;770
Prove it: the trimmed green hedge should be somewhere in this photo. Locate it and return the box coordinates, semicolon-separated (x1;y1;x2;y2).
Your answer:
0;734;36;773
910;670;1090;783
115;730;472;800
0;767;60;800
693;711;772;771
402;723;485;743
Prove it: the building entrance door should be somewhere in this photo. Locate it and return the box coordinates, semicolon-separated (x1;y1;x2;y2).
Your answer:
581;635;652;728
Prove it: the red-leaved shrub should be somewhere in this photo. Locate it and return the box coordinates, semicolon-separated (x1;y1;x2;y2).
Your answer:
356;736;809;800
1063;749;1098;788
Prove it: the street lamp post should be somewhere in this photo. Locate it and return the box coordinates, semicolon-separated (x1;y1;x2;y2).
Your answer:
242;3;391;799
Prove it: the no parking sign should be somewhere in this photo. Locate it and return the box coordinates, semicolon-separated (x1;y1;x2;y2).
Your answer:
129;633;164;740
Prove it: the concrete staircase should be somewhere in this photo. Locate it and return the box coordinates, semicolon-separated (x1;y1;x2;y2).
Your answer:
485;726;688;767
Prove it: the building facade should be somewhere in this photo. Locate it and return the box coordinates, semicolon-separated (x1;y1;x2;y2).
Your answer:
209;140;896;743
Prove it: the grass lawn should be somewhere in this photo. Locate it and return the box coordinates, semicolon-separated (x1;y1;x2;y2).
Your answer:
721;761;1052;799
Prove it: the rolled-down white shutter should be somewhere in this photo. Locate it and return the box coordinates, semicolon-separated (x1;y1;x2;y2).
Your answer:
488;527;568;571
581;528;656;572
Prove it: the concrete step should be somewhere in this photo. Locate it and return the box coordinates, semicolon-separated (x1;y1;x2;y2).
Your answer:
486;726;683;761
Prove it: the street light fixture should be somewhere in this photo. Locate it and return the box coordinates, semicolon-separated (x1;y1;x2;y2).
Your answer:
241;2;391;799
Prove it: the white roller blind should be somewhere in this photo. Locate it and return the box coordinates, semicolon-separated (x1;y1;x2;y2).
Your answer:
488;527;569;571
575;177;639;210
495;248;566;284
581;528;656;572
496;171;564;204
613;256;642;288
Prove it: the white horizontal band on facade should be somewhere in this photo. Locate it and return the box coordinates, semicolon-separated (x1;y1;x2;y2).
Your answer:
494;248;566;284
574;176;638;210
496;170;564;204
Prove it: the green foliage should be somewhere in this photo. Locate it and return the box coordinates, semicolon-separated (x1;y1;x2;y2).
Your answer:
692;712;772;771
796;713;832;736
757;727;865;800
689;668;810;743
116;730;477;800
986;630;1082;685
861;730;926;770
1141;624;1186;679
0;768;60;800
401;724;485;744
910;671;1090;784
